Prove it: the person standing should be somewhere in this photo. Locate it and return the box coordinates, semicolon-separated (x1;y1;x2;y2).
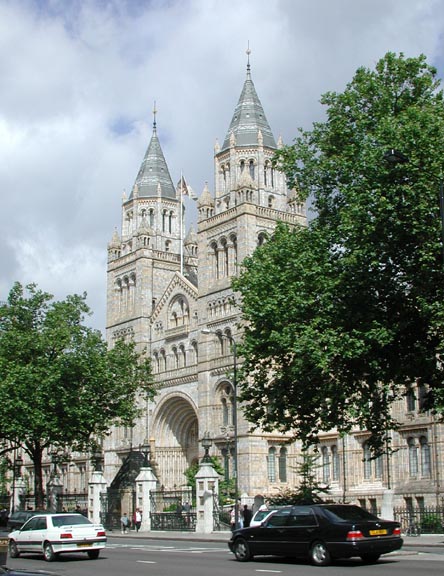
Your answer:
133;508;142;532
120;512;129;534
242;505;252;528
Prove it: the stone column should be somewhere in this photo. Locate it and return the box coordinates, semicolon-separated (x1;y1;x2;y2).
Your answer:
47;474;63;513
195;461;220;533
381;489;394;520
88;469;108;524
11;477;26;513
135;466;158;531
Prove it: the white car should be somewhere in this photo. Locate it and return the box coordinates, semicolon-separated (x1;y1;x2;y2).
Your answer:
249;507;281;527
8;513;106;562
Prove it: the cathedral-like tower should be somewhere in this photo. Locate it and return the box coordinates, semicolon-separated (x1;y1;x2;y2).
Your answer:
197;55;306;495
106;114;188;349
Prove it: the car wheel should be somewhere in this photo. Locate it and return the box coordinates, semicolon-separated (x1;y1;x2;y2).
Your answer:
87;550;100;559
233;538;252;562
8;540;20;558
361;553;380;564
310;541;331;566
43;542;57;562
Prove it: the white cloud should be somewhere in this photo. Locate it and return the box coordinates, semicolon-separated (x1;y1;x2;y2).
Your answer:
1;0;444;330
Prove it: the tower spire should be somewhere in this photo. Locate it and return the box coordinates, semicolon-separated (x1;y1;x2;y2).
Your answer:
153;100;157;132
246;41;251;76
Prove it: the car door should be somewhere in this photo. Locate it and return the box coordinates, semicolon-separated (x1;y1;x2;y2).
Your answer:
16;517;39;552
281;507;319;557
256;508;292;556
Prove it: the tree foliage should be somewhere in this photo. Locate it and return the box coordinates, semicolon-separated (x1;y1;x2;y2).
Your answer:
0;282;155;507
267;451;330;505
233;53;444;453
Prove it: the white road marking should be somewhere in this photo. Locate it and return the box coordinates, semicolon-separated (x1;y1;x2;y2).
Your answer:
255;570;282;573
137;560;157;564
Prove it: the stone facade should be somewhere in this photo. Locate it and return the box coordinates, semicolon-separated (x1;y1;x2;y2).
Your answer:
101;59;444;512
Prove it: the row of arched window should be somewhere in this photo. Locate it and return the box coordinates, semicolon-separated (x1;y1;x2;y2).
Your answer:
168;297;190;329
207;297;234;318
115;274;136;313
209;234;237;279
152;341;198;372
267;446;288;483
219;160;275;191
124;206;177;235
319;437;432;484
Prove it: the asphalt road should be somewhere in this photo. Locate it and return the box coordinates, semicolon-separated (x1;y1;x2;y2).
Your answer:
4;536;444;576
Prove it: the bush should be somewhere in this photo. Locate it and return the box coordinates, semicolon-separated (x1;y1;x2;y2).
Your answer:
421;514;443;534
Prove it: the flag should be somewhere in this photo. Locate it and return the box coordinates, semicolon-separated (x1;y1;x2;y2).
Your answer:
176;176;197;200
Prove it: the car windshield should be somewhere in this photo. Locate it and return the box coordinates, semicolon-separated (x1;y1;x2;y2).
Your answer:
322;505;379;522
51;515;92;527
254;510;271;522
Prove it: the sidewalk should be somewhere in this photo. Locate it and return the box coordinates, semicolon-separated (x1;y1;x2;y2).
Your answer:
111;529;444;548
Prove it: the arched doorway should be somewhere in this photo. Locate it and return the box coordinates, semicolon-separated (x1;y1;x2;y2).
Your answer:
151;393;198;489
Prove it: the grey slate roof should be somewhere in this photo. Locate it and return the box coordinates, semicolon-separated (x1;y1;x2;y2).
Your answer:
130;122;176;200
221;63;276;152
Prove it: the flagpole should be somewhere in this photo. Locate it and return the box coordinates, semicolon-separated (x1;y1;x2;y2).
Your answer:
180;171;184;275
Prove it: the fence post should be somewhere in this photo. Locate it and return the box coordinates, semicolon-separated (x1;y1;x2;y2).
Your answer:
88;469;108;524
381;489;394;520
195;461;219;533
135;464;157;531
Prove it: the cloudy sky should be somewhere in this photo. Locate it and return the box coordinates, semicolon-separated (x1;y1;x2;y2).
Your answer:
2;0;444;333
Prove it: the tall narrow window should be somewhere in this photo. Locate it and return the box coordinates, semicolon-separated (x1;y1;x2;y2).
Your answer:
279;447;287;482
420;436;431;477
408;437;418;476
374;454;383;479
331;445;339;481
406;387;416;412
267;447;276;482
249;160;255;180
222;398;229;426
363;443;372;479
322;446;330;483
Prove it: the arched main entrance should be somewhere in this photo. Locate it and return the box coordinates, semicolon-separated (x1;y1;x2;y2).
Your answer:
152;393;198;489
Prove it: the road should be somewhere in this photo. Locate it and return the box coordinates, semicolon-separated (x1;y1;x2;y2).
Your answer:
4;536;444;576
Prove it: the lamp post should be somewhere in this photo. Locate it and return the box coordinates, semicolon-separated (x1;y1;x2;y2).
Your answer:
384;148;444;269
202;329;239;529
200;432;213;463
11;453;23;514
139;439;151;468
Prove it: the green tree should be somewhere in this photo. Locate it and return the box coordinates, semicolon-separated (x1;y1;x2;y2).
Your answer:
0;282;154;508
267;451;329;505
233;53;444;453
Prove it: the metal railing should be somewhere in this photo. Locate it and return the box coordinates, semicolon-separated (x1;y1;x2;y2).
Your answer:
393;506;444;534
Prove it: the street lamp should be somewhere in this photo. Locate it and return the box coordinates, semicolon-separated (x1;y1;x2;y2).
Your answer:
201;328;239;529
139;439;151;468
384;149;444;269
200;432;213;463
91;447;104;472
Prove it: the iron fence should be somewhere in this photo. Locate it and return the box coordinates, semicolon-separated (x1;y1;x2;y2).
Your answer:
393;506;444;534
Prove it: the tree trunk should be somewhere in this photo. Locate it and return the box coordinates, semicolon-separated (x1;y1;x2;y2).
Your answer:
31;445;44;509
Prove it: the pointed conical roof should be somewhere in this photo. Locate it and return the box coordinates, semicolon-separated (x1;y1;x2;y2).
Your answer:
221;60;276;152
130;117;176;200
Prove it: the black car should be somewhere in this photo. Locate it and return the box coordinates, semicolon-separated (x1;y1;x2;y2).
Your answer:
228;504;403;566
6;512;44;532
1;567;60;576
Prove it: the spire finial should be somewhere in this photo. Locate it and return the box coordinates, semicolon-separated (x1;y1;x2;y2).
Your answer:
246;41;251;74
153;100;157;131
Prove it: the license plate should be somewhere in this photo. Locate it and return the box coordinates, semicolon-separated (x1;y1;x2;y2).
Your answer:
369;529;387;536
77;543;91;548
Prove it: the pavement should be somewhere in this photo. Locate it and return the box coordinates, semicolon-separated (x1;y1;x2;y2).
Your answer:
111;529;444;548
